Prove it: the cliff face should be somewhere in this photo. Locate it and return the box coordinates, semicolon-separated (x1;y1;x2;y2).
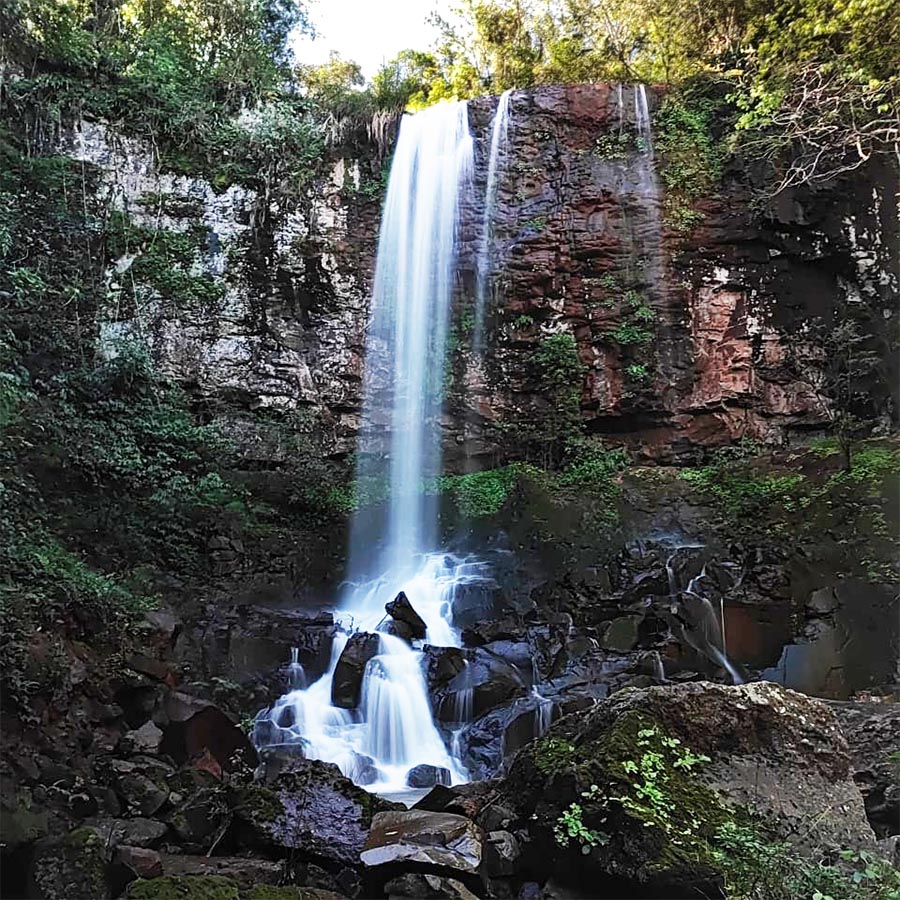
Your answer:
68;85;898;468
459;85;898;463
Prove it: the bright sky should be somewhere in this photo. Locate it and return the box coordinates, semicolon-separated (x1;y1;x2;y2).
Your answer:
291;0;451;79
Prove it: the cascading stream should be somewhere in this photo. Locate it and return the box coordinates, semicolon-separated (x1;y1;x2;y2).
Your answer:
473;88;513;356
255;101;481;793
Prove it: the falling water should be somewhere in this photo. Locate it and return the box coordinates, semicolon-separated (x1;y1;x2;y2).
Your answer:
634;84;654;157
473;89;513;355
672;559;743;685
255;102;483;793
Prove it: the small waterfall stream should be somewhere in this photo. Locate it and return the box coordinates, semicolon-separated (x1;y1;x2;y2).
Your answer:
473;88;513;355
255;102;486;793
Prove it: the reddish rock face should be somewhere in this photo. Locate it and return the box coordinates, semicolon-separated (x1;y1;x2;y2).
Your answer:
446;84;899;464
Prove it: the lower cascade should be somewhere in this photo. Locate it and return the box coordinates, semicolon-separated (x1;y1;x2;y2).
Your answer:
254;101;482;792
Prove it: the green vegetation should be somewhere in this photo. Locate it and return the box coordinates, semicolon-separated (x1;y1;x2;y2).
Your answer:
440;465;527;518
126;875;240;900
655;85;729;231
679;442;899;578
514;332;587;466
417;0;898;193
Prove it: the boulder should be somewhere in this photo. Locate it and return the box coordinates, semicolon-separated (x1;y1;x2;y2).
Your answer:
599;616;642;653
385;592;427;641
233;757;400;868
331;633;380;709
830;700;900;837
499;681;877;892
361;810;483;873
439;650;525;723
484;829;521;877
406;764;451;788
109;757;172;817
159;703;257;772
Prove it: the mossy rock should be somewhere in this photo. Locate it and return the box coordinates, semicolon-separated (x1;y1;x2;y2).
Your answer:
243;887;347;900
502;682;875;892
126;874;240;900
32;826;109;900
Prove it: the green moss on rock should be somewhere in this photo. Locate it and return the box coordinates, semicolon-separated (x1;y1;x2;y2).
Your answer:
126;875;240;900
33;826;110;900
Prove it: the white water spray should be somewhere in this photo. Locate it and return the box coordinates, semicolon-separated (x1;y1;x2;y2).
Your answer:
255;102;484;793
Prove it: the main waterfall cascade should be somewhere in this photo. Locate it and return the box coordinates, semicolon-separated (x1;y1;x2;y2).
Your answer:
255;101;485;793
255;89;708;793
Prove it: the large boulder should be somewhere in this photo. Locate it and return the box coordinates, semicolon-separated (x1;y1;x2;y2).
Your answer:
496;681;877;894
233;757;400;869
361;810;483;874
331;633;381;709
385;592;427;641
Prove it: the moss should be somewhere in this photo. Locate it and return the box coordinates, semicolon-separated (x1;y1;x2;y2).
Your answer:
533;736;577;776
232;783;286;829
33;827;109;900
244;888;329;900
126;875;240;900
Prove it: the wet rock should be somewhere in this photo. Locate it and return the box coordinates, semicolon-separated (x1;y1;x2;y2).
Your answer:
234;757;400;867
87;816;168;849
114;845;164;879
830;700;900;837
406;764;451;788
32;826;110;900
422;646;468;692
383;873;480;900
361;810;482;873
439;649;525;722
458;694;556;780
256;743;308;782
385;592;427;641
331;633;381;709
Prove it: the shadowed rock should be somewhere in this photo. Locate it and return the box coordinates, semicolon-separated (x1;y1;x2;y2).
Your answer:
331;632;381;709
406;764;451;788
385;592;427;641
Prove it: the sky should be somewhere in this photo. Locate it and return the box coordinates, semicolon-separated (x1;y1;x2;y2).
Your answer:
291;0;451;79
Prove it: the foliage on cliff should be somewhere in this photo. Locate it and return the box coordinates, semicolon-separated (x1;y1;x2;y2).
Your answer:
400;0;899;191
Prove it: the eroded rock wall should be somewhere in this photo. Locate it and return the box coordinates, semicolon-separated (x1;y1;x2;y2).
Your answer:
458;85;899;463
66;85;898;469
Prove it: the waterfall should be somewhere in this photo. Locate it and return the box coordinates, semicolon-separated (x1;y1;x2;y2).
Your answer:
255;101;482;793
473;88;513;355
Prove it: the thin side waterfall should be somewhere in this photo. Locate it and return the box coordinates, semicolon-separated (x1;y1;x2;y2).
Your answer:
473;88;513;355
254;102;485;793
